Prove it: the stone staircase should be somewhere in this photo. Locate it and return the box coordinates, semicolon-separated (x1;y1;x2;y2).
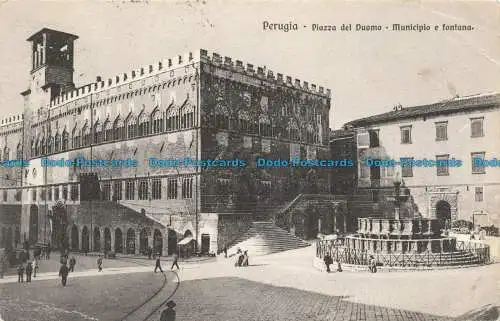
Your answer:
227;221;311;256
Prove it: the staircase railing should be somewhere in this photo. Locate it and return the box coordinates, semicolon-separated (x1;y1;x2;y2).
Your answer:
272;193;304;227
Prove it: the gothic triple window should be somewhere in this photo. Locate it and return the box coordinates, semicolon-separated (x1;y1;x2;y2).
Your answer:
306;124;315;144
181;103;194;129
166;106;179;131
62;130;68;151
72;127;81;149
138;111;150;136
54;133;61;152
215;93;229;130
238;110;251;134
94;120;103;144
288;119;300;141
34;137;40;156
3;147;9;161
113;116;125;140
103;119;112;142
40;137;46;155
16;143;22;160
126;114;137;139
47;135;53;154
152;109;164;134
82;123;90;146
259;114;272;137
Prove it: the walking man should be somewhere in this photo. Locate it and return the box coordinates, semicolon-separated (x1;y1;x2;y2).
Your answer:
59;263;69;286
154;254;164;273
97;255;103;272
171;252;179;270
324;253;333;273
69;256;76;272
17;263;25;283
25;262;33;282
33;257;39;277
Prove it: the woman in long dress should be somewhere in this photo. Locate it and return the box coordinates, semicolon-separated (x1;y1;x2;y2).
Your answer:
241;251;249;267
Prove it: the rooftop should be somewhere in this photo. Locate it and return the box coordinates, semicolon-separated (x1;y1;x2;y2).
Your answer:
344;92;500;128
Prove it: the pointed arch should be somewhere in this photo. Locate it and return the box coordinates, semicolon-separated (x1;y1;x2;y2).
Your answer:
3;146;9;161
126;113;137;138
151;107;164;134
62;128;69;151
94;119;102;144
166;105;179;131
103;117;112;142
259;114;272;137
113;115;125;140
82;121;90;146
47;134;54;154
54;131;61;152
72;124;81;149
138;109;150;136
16;142;22;160
181;101;194;129
288;118;300;141
40;135;46;155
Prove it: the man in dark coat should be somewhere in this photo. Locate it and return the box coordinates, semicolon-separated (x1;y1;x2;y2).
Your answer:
160;300;176;321
25;262;33;282
324;253;333;273
17;264;24;283
59;263;69;286
69;256;76;272
148;246;153;260
154;254;164;273
171;252;179;270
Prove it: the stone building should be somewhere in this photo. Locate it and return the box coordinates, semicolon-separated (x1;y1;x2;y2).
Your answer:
344;93;500;229
0;28;333;255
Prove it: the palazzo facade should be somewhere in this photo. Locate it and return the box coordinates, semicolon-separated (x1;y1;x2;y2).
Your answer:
0;28;332;255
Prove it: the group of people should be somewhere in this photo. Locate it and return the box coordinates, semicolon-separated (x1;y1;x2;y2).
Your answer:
16;258;38;283
154;252;180;273
323;253;342;273
231;248;249;267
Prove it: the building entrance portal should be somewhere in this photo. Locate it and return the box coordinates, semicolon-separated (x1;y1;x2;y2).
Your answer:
167;229;177;255
436;200;451;230
51;203;68;250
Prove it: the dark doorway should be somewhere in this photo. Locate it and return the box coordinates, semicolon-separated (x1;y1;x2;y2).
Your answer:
93;227;101;252
305;209;319;239
201;234;210;254
82;227;89;253
139;228;148;255
126;228;135;254
436;200;451;230
153;229;162;256
167;229;177;255
71;225;79;251
115;228;123;253
51;204;68;250
6;227;13;249
29;205;39;244
370;159;381;187
104;228;111;252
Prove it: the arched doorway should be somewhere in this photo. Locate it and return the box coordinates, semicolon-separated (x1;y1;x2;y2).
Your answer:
184;230;193;238
29;205;39;244
71;225;79;251
201;234;210;254
82;226;89;253
139;228;148;255
153;229;163;256
104;228;111;252
167;229;177;255
15;226;20;247
306;169;318;194
6;227;13;249
305;207;319;239
126;228;135;254
93;227;101;252
115;228;123;253
436;200;451;230
51;203;69;250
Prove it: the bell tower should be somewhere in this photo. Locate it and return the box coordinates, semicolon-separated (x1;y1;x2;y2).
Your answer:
26;28;79;100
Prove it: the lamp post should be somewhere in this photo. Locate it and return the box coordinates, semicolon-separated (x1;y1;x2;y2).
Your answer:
393;173;402;220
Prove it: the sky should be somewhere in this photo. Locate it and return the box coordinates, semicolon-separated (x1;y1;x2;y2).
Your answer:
0;0;498;129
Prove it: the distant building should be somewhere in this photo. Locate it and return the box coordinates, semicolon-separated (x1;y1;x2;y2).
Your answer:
344;93;500;228
0;28;332;254
329;128;356;195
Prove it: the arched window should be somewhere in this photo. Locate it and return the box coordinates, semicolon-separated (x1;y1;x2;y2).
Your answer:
31;139;35;157
259;114;272;137
238;110;251;134
34;137;40;156
215;96;229;130
16;143;22;160
47;135;53;154
94;120;102;144
152;109;164;134
40;136;46;155
54;132;61;152
138;111;150;136
3;146;9;161
181;103;194;129
126;114;137;139
103;119;112;142
62;129;69;151
72;126;80;149
166;106;179;131
82;123;90;146
288;118;300;141
113;116;125;140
